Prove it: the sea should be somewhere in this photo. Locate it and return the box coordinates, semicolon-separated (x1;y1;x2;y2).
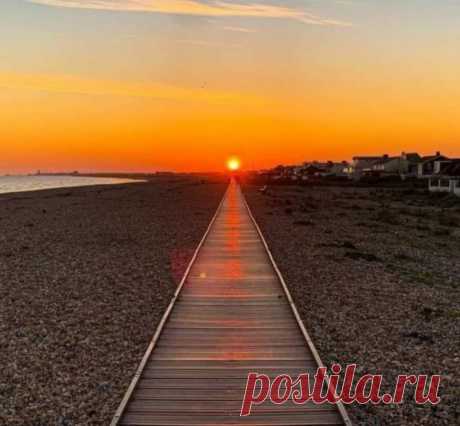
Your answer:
0;175;141;195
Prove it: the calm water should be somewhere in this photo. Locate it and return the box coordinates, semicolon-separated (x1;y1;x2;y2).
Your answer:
0;175;141;195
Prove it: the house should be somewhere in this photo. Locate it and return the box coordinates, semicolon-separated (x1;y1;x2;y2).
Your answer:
401;152;422;176
267;165;299;181
327;161;349;177
283;166;298;181
297;161;348;179
417;152;449;178
301;163;324;177
352;156;383;171
349;152;427;179
348;155;388;179
271;165;288;180
372;155;403;175
433;159;455;175
372;152;424;177
429;160;460;197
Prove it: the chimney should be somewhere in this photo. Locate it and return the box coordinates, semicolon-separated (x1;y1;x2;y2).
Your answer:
383;154;389;159
436;151;440;156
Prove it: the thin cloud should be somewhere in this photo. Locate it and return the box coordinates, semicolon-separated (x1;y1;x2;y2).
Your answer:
26;0;352;26
175;39;242;48
222;26;257;33
0;72;268;106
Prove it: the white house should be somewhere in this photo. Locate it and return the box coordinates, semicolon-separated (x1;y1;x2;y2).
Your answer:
429;160;460;197
348;155;385;178
417;152;448;178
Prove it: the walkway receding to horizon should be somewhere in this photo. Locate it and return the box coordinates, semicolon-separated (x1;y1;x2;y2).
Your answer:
112;179;349;425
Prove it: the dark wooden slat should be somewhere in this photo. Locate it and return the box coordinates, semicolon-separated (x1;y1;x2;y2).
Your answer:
177;299;289;305
158;329;303;337
141;367;317;379
167;317;297;324
157;340;306;348
136;377;272;389
120;412;343;426
143;360;317;369
126;400;340;413
132;388;335;402
151;356;314;362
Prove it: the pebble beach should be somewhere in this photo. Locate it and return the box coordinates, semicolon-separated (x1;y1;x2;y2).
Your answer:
0;175;227;425
243;182;460;425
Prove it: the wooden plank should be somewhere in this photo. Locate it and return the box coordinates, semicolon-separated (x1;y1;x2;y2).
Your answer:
157;329;302;338
144;360;317;369
178;295;286;301
141;367;317;379
168;312;295;320
120;412;343;426
170;308;291;315
125;400;340;413
151;349;310;358
151;356;314;362
177;300;289;306
157;339;305;347
132;388;333;402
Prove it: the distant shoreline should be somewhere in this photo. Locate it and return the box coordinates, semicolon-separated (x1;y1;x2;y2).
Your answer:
10;171;225;179
0;175;145;196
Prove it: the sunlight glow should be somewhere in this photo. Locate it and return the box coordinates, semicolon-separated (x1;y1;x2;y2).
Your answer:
227;157;241;171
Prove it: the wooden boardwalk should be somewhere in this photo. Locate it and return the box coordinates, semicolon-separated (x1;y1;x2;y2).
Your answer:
112;180;350;426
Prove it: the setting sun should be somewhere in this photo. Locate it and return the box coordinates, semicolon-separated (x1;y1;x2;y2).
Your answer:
227;157;241;172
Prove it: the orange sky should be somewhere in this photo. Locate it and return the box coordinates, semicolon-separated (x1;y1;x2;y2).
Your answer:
1;1;460;173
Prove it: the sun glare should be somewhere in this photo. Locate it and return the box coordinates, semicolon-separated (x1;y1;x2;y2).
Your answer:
227;157;241;171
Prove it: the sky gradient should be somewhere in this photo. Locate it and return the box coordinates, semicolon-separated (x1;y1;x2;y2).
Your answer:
1;0;460;173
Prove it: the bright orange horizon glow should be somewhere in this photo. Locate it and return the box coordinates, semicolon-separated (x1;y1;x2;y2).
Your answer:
1;2;460;174
227;157;241;172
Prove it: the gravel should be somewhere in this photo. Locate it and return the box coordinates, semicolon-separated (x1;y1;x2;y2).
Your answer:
0;175;227;426
243;183;460;425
